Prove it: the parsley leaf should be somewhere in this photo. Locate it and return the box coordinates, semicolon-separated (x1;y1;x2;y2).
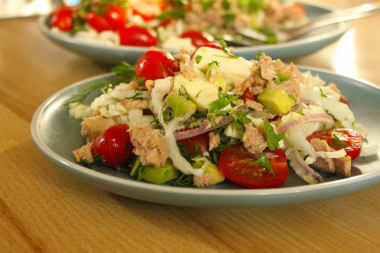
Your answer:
331;134;348;149
248;153;275;176
264;118;285;151
275;73;291;84
320;88;328;98
232;110;252;132
195;55;203;64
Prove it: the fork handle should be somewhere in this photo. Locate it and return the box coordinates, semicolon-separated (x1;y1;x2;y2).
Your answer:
295;3;380;36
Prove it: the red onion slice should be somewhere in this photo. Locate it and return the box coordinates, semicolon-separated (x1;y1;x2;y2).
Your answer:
286;148;323;184
277;113;334;133
174;115;233;141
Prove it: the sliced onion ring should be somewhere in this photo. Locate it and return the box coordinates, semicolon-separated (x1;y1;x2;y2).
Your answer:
277;113;334;133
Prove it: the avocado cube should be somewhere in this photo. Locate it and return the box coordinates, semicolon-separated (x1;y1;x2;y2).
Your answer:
142;159;180;184
257;88;296;114
166;93;197;118
203;164;225;185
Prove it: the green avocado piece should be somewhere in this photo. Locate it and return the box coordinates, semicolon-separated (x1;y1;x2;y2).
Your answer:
166;93;197;118
142;159;180;184
203;163;225;185
257;87;296;114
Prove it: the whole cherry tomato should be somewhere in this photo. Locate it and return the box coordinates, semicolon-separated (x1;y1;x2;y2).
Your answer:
92;124;134;167
135;50;179;81
51;6;74;31
86;11;113;32
180;30;212;47
104;4;127;30
118;26;157;47
219;144;289;188
177;133;209;156
306;128;363;160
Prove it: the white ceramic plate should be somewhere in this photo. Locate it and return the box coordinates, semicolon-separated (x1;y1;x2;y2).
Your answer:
38;3;349;64
31;68;380;207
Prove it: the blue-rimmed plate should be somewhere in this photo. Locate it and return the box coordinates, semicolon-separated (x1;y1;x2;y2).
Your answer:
38;3;349;64
31;68;380;207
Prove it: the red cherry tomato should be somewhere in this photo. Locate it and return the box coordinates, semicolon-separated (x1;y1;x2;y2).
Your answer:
118;25;157;47
292;3;306;14
219;145;289;188
135;50;179;81
86;12;113;32
51;6;74;31
196;42;222;50
177;133;209;156
242;88;257;102
339;96;350;106
104;4;127;30
306;128;363;160
180;31;212;47
92;124;134;167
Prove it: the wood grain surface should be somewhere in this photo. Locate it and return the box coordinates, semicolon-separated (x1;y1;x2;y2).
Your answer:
1;1;380;252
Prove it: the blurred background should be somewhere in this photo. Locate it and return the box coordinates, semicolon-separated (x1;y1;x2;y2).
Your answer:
0;0;80;19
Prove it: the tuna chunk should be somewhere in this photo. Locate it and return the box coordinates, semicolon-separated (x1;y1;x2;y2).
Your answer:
81;116;117;142
243;124;267;154
258;55;276;81
73;142;94;164
209;132;220;151
129;125;168;167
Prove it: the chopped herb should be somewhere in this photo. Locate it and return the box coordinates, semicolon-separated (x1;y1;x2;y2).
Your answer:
69;16;86;36
247;153;275;176
157;9;186;21
256;50;264;59
238;0;265;12
189;117;204;128
232;110;252;132
208;114;217;128
208;93;238;113
275;73;291;84
170;174;193;186
163;107;173;121
94;154;105;164
115;165;127;173
224;11;236;26
137;166;147;181
195;55;203;64
200;0;215;11
63;80;111;106
111;61;136;82
288;94;297;104
259;28;278;44
219;38;239;58
177;142;193;162
195;90;202;98
331;134;348;149
264;118;285;151
320;88;328;98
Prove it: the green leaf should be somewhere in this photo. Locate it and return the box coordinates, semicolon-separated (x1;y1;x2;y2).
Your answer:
63;80;111;106
320;88;328;98
195;55;203;64
170;174;193;186
248;153;275;176
331;134;348;149
232;110;252;132
275;73;291;84
111;61;136;82
264;118;284;151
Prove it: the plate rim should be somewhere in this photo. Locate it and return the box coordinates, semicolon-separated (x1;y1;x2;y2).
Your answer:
31;67;380;207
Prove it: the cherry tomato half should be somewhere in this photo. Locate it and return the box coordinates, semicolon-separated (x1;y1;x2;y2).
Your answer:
306;128;363;160
219;145;289;188
180;31;212;47
177;133;209;156
51;6;74;31
118;25;157;47
104;4;127;30
86;12;113;32
92;124;134;167
135;50;179;81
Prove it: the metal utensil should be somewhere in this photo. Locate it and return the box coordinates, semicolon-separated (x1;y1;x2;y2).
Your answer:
225;2;380;46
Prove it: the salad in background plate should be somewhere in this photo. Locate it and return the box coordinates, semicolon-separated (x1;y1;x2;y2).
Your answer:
49;0;307;50
66;42;377;189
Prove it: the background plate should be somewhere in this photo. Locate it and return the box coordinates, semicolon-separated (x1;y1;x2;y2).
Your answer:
38;3;349;64
31;68;380;207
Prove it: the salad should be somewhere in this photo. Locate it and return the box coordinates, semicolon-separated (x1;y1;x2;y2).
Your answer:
50;0;307;50
68;42;371;188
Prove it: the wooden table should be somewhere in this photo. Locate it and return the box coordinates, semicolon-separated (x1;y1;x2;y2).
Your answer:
1;1;380;252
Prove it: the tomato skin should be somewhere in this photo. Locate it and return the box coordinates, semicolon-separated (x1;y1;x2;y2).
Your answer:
219;145;289;188
135;50;179;81
118;25;157;47
180;31;212;47
177;133;209;156
242;88;257;102
292;3;306;13
339;96;350;106
51;6;74;31
196;43;222;50
92;124;134;167
306;128;363;160
104;4;127;30
86;12;113;32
